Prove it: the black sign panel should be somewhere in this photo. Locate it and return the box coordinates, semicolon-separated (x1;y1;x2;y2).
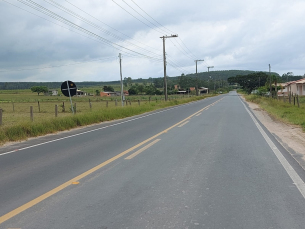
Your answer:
61;81;77;97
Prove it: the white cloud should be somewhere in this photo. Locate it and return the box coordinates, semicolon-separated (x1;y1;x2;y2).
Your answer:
1;0;305;82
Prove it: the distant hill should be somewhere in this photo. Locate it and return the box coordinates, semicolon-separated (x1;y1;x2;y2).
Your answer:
1;70;298;90
170;70;279;81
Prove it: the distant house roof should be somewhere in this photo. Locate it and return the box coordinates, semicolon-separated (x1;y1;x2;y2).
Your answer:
295;78;305;84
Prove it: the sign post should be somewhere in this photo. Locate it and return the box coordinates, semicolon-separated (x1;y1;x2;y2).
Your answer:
61;81;77;114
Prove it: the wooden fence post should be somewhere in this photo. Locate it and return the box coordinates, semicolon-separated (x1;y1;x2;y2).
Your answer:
149;97;151;103
55;104;58;117
138;100;140;106
297;95;300;108
38;101;40;113
0;109;2;126
74;103;76;113
126;100;128;106
89;99;92;110
115;99;118;106
30;106;33;121
62;102;65;112
294;94;296;106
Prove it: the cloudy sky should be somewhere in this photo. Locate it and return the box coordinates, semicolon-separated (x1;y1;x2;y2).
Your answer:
1;0;305;82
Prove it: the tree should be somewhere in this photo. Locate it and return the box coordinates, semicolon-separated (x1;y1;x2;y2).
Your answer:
103;86;114;92
30;86;48;95
95;89;100;96
128;85;138;95
153;78;163;88
127;77;132;86
227;72;268;94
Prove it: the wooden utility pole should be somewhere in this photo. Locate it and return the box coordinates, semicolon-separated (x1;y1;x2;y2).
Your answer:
119;53;124;107
269;64;272;98
160;34;178;101
195;59;204;96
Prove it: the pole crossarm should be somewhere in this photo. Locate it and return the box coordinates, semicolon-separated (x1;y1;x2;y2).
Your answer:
160;34;178;101
207;66;214;72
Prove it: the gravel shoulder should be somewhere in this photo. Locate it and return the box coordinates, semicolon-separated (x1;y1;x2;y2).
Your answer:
242;96;305;170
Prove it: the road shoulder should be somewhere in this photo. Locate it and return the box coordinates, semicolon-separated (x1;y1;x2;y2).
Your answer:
241;95;305;170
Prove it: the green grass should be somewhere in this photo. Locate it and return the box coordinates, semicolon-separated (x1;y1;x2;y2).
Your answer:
0;94;214;145
244;94;305;131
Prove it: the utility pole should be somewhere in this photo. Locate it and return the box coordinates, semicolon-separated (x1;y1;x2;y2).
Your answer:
119;53;124;106
269;64;272;98
195;59;204;96
160;34;178;101
207;66;214;72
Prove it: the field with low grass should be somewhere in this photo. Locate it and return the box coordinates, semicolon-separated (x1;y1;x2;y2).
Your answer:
0;89;214;145
244;94;305;131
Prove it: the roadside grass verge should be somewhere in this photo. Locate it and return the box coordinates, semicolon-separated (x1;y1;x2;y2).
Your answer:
0;95;213;145
244;94;305;131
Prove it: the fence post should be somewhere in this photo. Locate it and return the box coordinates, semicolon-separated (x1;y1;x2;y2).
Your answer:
129;100;131;106
89;99;92;110
138;100;140;106
74;103;76;113
115;99;118;106
38;101;40;113
62;102;65;112
126;100;128;106
0;109;2;126
294;94;296;106
149;97;151;103
297;95;300;108
30;106;33;121
55;104;58;117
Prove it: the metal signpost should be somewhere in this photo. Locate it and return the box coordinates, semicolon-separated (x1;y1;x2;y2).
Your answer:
61;80;77;114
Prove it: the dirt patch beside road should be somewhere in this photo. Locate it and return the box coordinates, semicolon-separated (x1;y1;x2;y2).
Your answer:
242;96;305;170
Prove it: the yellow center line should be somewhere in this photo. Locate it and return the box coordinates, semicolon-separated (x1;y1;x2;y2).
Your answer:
0;97;223;225
178;120;189;127
125;139;161;160
196;113;202;116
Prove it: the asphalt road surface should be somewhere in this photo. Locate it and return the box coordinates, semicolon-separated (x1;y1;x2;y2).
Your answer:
1;91;305;229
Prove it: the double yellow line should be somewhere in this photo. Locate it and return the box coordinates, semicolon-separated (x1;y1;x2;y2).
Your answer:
0;97;224;225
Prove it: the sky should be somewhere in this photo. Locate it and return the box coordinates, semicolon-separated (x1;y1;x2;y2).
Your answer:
0;0;305;82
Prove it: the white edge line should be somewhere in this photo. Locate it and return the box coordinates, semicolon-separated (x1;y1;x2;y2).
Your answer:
239;97;305;199
0;97;218;157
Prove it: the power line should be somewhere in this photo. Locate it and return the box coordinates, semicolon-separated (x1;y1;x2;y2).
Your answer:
130;0;176;34
42;0;161;57
16;0;161;61
112;0;164;35
121;0;168;34
63;0;160;54
129;1;200;63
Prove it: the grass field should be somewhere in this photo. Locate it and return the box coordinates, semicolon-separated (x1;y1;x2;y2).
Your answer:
244;93;305;131
0;90;214;145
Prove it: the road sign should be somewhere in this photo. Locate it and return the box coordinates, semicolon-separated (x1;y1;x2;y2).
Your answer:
61;81;77;97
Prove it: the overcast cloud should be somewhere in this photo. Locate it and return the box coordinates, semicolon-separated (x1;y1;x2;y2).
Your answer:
0;0;305;82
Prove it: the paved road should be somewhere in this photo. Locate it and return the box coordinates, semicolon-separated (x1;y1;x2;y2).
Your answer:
1;91;305;229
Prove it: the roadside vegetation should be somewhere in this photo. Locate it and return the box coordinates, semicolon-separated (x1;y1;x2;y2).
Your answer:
0;91;216;145
243;93;305;131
